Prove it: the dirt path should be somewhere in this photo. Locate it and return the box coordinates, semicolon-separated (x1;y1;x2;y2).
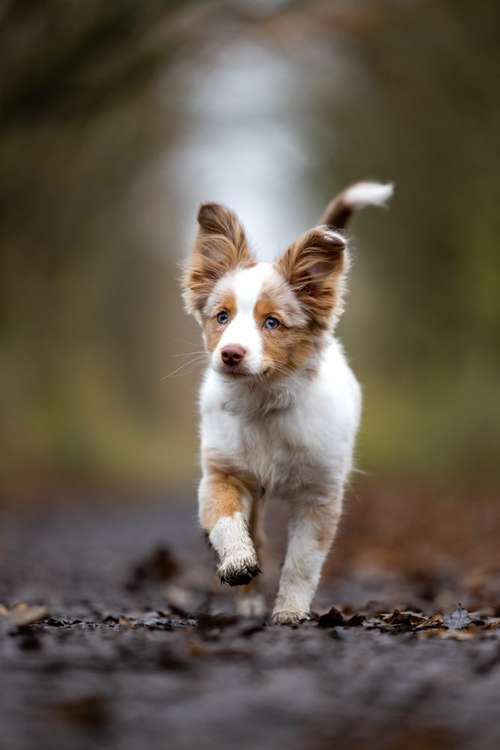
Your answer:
1;497;499;750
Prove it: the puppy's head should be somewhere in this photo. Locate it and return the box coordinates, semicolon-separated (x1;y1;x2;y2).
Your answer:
182;203;348;379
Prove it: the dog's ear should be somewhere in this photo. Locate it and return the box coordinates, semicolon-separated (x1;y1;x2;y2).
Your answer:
182;203;253;316
276;227;349;328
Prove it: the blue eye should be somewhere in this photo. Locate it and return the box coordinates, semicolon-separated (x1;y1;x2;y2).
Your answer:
264;316;280;330
216;311;229;325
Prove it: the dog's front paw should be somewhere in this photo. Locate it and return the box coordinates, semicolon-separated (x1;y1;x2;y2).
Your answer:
271;609;311;626
218;554;261;587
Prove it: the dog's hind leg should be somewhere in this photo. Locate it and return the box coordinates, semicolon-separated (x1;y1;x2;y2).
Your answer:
199;471;261;587
271;493;342;625
236;577;266;617
236;493;267;616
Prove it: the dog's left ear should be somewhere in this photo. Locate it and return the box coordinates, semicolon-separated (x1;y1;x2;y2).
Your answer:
183;203;253;317
276;227;349;328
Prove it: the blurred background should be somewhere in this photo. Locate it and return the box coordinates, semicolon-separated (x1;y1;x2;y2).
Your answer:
3;7;500;747
1;0;499;504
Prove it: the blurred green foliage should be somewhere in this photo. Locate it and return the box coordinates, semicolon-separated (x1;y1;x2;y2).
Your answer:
1;0;499;495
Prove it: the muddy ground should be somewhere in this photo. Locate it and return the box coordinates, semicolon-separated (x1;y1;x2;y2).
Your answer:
1;489;500;750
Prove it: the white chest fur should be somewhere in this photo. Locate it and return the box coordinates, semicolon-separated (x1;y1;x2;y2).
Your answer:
200;338;361;501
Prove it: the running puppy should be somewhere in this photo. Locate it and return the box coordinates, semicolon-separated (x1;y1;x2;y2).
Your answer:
182;181;393;624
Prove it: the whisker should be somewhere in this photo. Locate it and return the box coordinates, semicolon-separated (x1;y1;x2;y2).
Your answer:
268;364;303;388
171;351;207;359
160;355;206;380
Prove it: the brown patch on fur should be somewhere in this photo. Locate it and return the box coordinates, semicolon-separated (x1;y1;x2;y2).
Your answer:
321;181;393;229
200;476;243;531
200;457;260;532
314;503;342;550
182;203;255;315
262;325;319;379
253;296;276;322
321;193;354;230
203;292;236;352
276;227;348;329
252;290;322;379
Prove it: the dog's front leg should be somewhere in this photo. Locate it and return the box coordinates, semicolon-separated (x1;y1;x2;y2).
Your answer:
272;496;342;625
199;473;260;587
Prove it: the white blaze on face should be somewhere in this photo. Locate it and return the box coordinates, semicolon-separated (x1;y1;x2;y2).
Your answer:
212;263;275;375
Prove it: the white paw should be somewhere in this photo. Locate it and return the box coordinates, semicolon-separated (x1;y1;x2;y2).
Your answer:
236;594;266;618
218;553;261;587
271;609;311;626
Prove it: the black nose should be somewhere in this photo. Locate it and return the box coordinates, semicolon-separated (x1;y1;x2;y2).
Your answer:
221;345;246;367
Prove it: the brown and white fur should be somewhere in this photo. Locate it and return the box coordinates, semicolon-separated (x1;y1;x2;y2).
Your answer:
182;181;393;624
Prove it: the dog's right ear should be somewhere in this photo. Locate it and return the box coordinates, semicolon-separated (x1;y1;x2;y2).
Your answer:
182;203;253;317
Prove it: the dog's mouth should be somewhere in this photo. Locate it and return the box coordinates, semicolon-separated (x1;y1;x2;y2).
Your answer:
213;358;273;379
216;363;251;378
220;365;276;379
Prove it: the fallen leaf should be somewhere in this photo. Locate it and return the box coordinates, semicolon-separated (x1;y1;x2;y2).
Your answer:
382;609;427;629
483;618;500;630
126;545;180;591
141;612;174;630
0;603;48;626
345;613;365;627
317;607;365;628
443;605;473;630
414;612;444;630
317;607;345;628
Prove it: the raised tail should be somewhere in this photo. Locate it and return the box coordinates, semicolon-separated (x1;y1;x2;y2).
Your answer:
321;181;394;230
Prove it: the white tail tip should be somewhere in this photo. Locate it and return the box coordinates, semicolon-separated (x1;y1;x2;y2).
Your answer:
343;181;394;209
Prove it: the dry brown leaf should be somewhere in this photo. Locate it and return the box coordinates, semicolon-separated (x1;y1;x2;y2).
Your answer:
12;604;49;626
484;618;500;630
414;612;444;630
317;607;345;628
382;609;427;628
0;603;48;626
126;545;180;591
